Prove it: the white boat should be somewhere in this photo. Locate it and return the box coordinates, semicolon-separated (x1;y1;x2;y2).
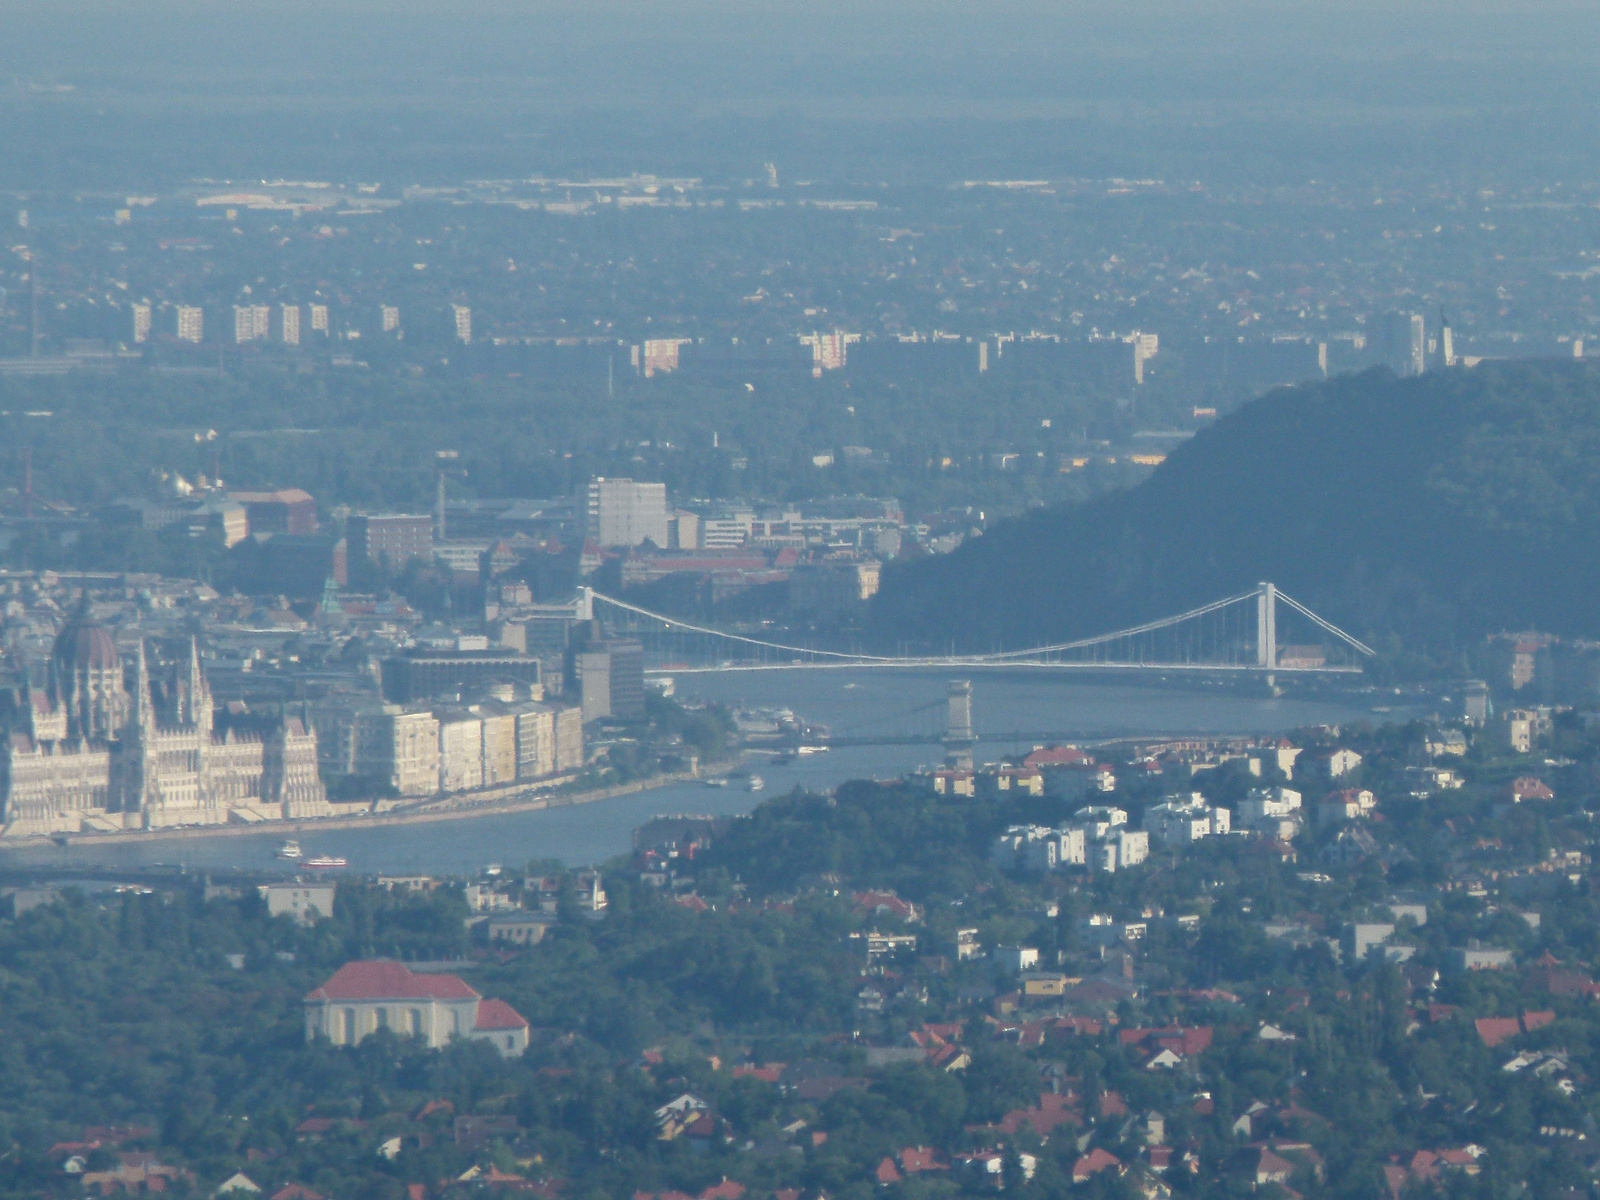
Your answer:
747;776;765;792
277;839;303;860
702;778;730;788
303;855;347;869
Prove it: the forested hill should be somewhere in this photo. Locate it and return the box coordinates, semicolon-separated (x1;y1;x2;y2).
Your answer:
870;359;1600;657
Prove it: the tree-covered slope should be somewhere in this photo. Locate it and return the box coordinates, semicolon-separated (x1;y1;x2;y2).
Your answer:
871;360;1600;655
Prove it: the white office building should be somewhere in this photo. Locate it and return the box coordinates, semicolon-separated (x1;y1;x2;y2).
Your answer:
586;478;670;548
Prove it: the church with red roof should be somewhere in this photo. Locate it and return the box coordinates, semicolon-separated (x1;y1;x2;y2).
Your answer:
304;960;529;1057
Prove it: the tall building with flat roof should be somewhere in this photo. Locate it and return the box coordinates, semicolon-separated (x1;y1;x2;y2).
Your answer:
348;513;433;567
353;707;441;796
453;304;472;344
585;478;669;548
131;303;151;344
228;487;318;535
381;305;400;332
577;639;644;722
1375;311;1426;376
310;304;329;334
235;305;271;343
281;304;301;346
380;650;542;704
177;306;204;343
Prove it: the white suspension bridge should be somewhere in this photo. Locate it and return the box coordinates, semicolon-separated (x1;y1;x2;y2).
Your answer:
580;581;1376;676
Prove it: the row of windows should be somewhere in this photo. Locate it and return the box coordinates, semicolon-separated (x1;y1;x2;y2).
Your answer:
336;1005;466;1041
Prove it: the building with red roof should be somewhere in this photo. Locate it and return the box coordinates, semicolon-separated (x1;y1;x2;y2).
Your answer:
304;960;529;1056
1071;1148;1121;1182
1506;777;1554;802
898;1147;948;1173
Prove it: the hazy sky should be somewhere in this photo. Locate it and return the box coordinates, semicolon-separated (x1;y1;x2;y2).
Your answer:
1;2;1596;188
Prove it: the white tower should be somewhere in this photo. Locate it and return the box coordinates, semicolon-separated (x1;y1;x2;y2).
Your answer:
1256;582;1277;670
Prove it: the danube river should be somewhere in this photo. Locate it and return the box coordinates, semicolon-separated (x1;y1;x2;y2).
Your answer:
0;671;1415;877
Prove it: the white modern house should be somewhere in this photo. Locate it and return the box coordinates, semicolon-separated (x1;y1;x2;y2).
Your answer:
1144;793;1231;847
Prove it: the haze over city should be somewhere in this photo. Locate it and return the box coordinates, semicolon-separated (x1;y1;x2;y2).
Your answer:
0;4;1598;1199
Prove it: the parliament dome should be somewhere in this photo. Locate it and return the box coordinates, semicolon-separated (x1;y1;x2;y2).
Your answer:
51;620;121;674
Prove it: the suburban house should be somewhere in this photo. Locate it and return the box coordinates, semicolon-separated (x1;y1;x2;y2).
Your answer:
261;883;336;926
304;960;529;1057
477;911;553;946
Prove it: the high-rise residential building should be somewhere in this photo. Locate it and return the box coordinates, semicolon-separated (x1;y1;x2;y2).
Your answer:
310;304;329;334
1408;313;1426;375
131;303;151;344
1374;312;1426;376
635;338;690;377
800;330;861;376
177;306;204;343
453;305;472;344
281;304;301;346
585;478;669;548
234;305;270;343
347;513;434;566
1127;331;1160;384
381;305;400;333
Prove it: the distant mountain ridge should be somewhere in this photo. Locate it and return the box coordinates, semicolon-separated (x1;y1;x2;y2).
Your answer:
869;360;1600;656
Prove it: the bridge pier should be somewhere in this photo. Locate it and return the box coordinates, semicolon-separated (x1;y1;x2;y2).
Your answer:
942;680;976;769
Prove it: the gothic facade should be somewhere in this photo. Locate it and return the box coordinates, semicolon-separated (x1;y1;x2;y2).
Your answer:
2;620;329;835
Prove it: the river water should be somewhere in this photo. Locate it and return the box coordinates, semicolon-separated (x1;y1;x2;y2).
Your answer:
0;670;1412;876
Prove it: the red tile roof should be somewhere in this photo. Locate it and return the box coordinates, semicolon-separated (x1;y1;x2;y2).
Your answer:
1254;1148;1295;1182
474;998;529;1031
898;1147;947;1173
1023;745;1093;767
1508;777;1554;800
306;961;480;1003
1120;1026;1213;1056
1072;1148;1120;1180
1474;1017;1522;1048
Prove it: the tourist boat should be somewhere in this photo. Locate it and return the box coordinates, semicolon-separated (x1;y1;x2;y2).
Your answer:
276;839;303;860
302;855;348;870
746;776;765;792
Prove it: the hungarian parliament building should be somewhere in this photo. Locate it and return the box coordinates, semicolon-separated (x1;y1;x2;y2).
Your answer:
1;613;330;835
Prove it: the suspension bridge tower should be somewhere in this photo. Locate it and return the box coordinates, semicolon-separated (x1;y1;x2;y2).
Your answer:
943;680;977;769
1256;582;1278;669
1256;580;1279;692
